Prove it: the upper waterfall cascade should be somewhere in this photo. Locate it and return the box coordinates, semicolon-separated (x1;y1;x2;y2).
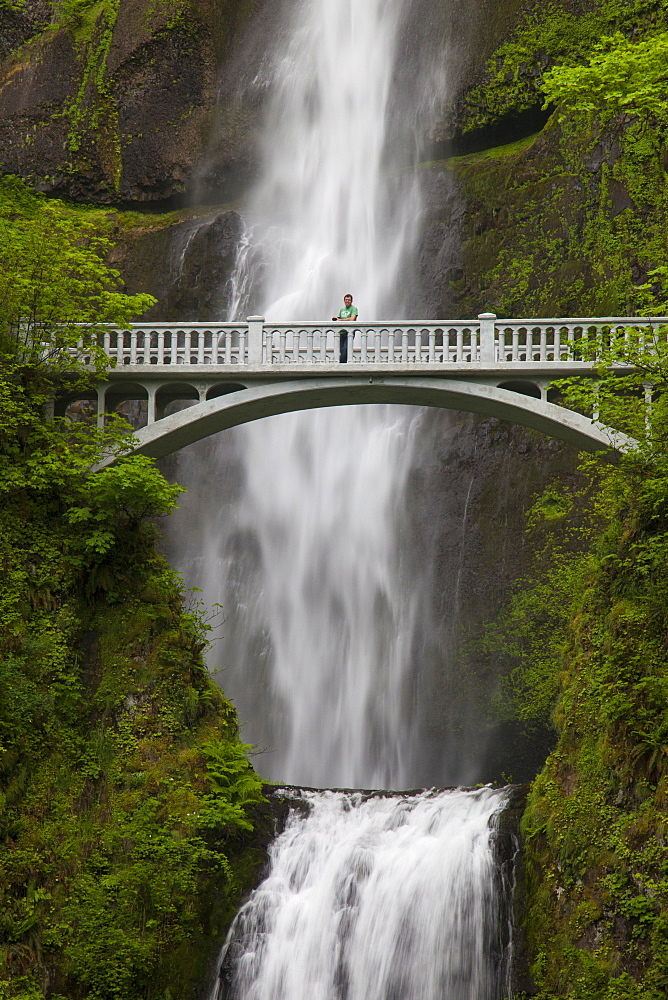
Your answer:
166;0;458;790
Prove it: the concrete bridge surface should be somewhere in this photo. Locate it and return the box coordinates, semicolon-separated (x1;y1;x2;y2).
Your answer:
57;313;660;467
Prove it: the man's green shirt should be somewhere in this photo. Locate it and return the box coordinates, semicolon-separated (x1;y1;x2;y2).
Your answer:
338;305;358;320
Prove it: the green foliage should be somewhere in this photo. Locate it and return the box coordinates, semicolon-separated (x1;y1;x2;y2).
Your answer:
460;0;668;134
0;174;266;1000
0;176;154;373
543;32;668;121
65;458;184;556
447;31;668;318
487;427;668;998
198;740;265;833
552;323;668;458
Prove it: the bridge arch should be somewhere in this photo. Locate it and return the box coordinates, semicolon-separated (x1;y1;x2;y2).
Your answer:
93;376;634;469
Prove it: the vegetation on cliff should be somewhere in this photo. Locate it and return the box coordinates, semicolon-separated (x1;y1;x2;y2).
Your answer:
0;0;261;202
426;0;668;319
502;454;668;998
479;230;668;1000
459;0;668;136
452;10;668;994
0;179;266;1000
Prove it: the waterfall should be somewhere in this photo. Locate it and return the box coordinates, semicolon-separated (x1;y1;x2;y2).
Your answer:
213;787;514;1000
164;5;521;996
229;0;421;319
165;0;462;788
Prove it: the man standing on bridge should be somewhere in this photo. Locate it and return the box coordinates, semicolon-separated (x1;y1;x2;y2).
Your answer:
332;293;358;363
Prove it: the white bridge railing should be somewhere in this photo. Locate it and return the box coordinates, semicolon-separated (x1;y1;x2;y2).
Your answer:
94;314;668;368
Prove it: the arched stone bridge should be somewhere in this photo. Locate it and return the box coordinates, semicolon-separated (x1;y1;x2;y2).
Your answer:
66;313;661;468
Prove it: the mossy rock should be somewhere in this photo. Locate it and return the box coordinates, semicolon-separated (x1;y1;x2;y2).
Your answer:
0;0;264;203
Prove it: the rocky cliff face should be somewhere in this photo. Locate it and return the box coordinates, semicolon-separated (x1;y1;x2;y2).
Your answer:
0;0;550;206
5;0;635;322
396;409;580;784
109;207;244;319
0;0;282;203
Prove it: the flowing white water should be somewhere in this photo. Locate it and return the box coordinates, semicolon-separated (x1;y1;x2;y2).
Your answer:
213;787;513;1000
222;408;423;788
230;0;421;320
165;0;456;788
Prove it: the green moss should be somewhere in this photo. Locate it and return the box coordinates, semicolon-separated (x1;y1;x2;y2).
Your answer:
423;133;541;171
434;87;668;319
488;460;668;998
0;512;267;1000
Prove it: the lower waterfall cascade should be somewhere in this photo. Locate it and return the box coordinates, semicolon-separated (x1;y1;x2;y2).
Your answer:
213;786;516;1000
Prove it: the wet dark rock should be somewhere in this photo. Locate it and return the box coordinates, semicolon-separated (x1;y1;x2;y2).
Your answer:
164;210;244;320
0;1;51;59
111;209;244;320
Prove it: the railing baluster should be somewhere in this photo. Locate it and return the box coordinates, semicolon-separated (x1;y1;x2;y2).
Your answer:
497;327;506;362
90;316;668;398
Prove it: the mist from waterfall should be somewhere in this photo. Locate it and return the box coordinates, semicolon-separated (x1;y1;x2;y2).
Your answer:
163;0;479;789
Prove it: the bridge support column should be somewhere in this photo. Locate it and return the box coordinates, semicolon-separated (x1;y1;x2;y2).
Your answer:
96;386;106;429
247;316;265;365
478;313;497;363
146;384;157;425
